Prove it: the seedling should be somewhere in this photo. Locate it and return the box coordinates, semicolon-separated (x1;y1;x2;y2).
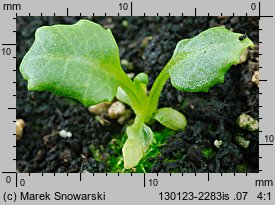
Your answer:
19;19;254;169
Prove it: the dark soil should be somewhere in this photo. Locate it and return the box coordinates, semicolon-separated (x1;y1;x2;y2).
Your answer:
16;16;259;173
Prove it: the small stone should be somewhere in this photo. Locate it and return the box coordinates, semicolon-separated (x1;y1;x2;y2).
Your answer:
141;36;153;48
117;109;132;125
59;148;72;164
214;140;223;149
88;102;110;115
252;70;259;87
59;130;72;138
106;17;113;24
16;119;25;140
121;59;134;70
235;135;250;149
108;101;126;119
121;20;128;28
236;113;259;132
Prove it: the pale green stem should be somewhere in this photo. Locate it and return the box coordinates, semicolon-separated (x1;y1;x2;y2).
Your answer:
118;72;149;115
146;65;170;121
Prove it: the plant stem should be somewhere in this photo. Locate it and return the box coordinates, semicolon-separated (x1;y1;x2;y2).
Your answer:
118;72;148;115
146;65;170;121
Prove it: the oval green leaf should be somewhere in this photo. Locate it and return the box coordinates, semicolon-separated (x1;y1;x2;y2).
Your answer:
154;107;187;131
167;27;254;92
19;19;127;106
122;117;153;169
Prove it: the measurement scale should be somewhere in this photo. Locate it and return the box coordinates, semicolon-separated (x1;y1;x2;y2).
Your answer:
0;0;274;204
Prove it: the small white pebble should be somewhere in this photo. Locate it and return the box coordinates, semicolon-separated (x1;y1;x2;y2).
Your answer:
108;101;126;119
88;102;110;115
235;135;250;149
236;113;259;132
251;70;259;87
16;119;25;140
59;130;72;138
214;140;223;149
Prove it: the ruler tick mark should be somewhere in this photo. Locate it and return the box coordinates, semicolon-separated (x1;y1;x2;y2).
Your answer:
16;173;18;187
143;173;146;187
130;2;133;16
2;43;16;46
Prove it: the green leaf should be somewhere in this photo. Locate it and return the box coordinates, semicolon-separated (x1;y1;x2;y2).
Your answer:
134;72;148;85
122;116;153;169
19;19;128;107
167;27;254;92
116;87;132;107
154;107;187;131
134;72;148;94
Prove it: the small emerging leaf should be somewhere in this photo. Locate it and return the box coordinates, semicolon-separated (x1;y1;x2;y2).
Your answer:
134;72;148;94
122;117;153;169
134;72;148;85
20;19;127;106
167;27;254;92
154;107;187;131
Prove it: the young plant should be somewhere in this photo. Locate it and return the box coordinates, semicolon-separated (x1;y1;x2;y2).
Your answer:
19;19;254;169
